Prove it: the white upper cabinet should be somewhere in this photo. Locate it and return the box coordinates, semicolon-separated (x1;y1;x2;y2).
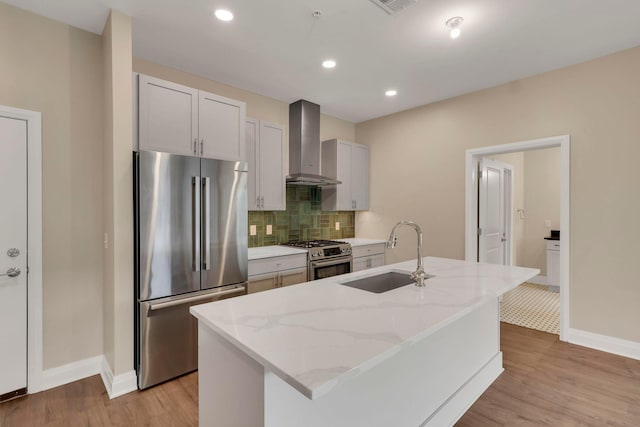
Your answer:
137;74;246;161
351;143;370;210
246;118;286;211
321;139;370;211
138;74;198;156
199;91;245;161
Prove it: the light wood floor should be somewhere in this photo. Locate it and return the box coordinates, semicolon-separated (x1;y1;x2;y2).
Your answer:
2;323;639;426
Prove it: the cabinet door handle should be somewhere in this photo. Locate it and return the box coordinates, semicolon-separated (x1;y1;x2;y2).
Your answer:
193;138;198;155
200;139;204;156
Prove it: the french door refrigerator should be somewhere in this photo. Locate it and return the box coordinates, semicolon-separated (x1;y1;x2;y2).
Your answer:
134;150;248;389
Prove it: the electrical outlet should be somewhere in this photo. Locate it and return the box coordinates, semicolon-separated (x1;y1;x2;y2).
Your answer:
335;222;340;231
545;219;551;228
250;225;257;236
266;224;272;235
103;232;109;249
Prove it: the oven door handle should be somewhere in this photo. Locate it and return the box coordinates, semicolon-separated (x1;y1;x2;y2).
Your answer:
310;257;353;268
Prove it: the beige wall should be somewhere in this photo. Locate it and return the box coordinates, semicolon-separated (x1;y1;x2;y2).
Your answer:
356;46;640;342
132;58;356;167
102;10;134;376
486;152;525;267
0;3;104;368
522;148;561;274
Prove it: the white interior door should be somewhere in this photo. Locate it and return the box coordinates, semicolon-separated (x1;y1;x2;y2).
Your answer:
478;159;508;265
0;115;28;400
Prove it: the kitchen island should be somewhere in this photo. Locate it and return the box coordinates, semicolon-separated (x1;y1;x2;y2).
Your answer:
190;257;538;427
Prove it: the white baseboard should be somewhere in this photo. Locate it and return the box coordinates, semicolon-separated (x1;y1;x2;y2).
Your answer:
100;356;138;399
567;328;640;361
41;355;102;391
527;275;547;285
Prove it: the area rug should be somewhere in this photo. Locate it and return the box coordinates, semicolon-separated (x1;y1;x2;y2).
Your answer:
500;282;559;335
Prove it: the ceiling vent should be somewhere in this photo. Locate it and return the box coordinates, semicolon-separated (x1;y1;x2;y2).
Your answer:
369;0;418;15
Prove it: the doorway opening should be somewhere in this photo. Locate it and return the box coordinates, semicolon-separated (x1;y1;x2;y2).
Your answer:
465;135;570;341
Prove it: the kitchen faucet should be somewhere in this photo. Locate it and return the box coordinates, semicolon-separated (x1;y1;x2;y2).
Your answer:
387;220;427;287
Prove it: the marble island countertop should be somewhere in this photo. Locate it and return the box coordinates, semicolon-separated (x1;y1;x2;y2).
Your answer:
191;257;538;400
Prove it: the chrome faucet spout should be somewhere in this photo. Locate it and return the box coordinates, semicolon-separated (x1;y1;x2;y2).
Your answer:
386;220;427;287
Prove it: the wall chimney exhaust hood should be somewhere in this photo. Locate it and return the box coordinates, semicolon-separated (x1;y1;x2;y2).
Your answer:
286;100;341;186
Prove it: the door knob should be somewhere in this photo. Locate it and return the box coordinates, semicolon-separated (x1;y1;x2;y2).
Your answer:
0;267;20;278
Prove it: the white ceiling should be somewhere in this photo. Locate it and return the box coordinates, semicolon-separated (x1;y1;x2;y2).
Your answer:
5;0;640;122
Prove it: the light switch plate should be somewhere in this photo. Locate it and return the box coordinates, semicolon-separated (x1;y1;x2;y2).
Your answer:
266;224;273;235
335;222;340;230
250;225;257;236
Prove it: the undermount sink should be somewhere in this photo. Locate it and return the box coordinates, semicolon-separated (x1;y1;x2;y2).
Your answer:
339;271;434;294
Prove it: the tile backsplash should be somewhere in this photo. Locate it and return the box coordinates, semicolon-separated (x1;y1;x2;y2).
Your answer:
248;186;355;247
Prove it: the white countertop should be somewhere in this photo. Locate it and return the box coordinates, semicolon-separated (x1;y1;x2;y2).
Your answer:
191;257;538;400
248;245;308;260
341;237;387;247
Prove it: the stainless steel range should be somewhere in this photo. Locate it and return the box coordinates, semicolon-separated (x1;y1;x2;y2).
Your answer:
281;240;353;281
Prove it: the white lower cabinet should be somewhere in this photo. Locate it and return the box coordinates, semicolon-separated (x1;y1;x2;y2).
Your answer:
248;254;307;294
546;240;561;291
279;268;308;287
352;243;386;272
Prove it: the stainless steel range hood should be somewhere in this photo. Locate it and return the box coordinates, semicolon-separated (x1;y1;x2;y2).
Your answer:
286;100;341;186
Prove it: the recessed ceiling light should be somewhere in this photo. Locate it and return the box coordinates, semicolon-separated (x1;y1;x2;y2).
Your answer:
446;16;464;39
214;9;234;22
322;59;337;69
385;90;397;97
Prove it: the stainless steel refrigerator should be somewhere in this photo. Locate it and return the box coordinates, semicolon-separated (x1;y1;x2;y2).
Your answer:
134;150;248;389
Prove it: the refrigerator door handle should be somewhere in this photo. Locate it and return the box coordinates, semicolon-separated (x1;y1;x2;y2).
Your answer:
147;285;246;312
203;176;211;270
192;176;201;271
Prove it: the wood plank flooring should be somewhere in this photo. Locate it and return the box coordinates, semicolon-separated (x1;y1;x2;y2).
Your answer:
1;323;639;426
457;323;640;426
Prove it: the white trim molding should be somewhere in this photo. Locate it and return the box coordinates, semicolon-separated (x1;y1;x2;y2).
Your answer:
0;105;43;393
100;357;138;399
41;356;102;391
465;135;570;341
567;329;640;361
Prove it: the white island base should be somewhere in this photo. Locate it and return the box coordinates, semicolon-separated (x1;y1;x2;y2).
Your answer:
198;297;501;427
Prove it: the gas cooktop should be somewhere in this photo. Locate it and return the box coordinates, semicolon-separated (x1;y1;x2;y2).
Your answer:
281;240;348;249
